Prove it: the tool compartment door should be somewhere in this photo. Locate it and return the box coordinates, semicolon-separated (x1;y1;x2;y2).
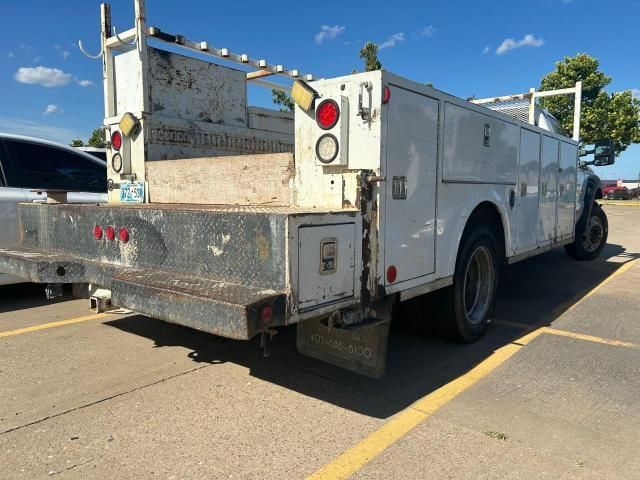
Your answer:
557;141;577;239
297;223;356;310
539;135;559;245
384;86;438;285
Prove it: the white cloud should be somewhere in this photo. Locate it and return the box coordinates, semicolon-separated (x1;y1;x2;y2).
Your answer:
482;45;491;54
14;66;72;87
315;25;346;44
631;89;640;100
416;26;435;38
8;51;14;58
62;50;71;59
0;117;82;143
496;34;544;55
33;56;42;63
379;32;406;49
43;104;62;115
76;79;94;87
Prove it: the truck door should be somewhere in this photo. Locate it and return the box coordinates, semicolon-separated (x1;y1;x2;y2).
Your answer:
538;135;559;245
515;129;541;253
556;142;577;239
384;86;438;285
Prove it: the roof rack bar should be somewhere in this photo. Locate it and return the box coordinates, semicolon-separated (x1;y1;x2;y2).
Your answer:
147;26;314;82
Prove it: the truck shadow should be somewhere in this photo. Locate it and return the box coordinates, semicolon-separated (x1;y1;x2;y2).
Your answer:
104;243;638;419
0;283;72;314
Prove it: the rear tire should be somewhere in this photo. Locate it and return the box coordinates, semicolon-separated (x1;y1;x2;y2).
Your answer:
565;204;608;261
437;226;499;343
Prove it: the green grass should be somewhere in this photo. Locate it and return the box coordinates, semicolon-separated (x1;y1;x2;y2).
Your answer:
484;430;508;441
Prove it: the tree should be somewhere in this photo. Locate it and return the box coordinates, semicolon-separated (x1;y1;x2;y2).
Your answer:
69;139;84;147
271;89;295;113
359;42;382;72
88;128;106;148
539;53;640;153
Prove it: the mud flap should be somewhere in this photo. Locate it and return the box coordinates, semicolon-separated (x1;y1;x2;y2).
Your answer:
296;317;390;378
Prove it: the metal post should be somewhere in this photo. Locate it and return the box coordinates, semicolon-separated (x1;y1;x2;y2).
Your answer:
101;4;114;119
573;81;582;141
528;87;536;125
134;0;150;112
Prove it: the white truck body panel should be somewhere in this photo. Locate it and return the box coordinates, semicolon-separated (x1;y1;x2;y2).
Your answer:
295;70;579;300
383;86;438;285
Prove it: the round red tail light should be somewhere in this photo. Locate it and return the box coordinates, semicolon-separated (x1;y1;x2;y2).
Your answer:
386;265;397;283
260;305;273;325
316;99;340;130
105;226;116;241
93;225;103;240
111;130;122;151
118;227;129;243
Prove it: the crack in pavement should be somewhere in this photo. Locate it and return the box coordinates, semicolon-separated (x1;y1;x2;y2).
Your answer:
1;364;211;436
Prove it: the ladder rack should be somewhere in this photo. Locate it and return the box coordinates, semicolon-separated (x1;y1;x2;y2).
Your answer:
97;0;313;94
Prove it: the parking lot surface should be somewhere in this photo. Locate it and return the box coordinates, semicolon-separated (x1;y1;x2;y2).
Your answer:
1;205;639;479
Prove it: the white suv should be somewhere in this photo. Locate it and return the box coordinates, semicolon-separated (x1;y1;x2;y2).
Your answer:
0;133;107;285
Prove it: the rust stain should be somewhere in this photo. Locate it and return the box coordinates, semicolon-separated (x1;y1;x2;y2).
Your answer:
256;233;270;260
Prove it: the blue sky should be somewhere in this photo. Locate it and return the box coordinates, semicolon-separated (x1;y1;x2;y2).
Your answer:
1;0;638;179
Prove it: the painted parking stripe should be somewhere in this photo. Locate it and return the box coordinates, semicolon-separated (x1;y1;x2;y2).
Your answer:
0;313;108;338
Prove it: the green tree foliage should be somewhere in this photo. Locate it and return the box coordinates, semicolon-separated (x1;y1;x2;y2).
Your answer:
88;128;106;148
540;53;640;153
69;139;84;147
271;89;295;113
359;42;382;72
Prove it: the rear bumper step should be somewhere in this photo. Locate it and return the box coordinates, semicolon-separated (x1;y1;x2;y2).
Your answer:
0;247;285;340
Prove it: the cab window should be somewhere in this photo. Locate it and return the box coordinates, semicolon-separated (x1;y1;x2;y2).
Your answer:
3;139;106;193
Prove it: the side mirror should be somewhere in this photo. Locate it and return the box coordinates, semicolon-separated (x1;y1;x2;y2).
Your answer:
594;139;615;166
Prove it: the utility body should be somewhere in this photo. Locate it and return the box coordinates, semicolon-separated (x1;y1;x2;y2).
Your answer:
0;0;613;376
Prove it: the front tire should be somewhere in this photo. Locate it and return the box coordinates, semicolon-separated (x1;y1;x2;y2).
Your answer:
565;204;608;261
437;226;499;343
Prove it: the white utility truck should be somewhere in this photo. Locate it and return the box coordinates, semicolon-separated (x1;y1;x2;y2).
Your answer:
0;0;614;377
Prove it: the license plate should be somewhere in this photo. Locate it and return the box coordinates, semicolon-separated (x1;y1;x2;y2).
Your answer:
120;181;145;203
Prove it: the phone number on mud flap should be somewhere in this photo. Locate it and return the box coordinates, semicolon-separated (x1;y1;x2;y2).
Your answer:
309;333;374;359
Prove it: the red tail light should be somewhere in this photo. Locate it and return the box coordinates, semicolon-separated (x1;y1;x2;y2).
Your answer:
386;265;397;283
316;99;340;130
382;86;391;104
260;305;273;325
105;226;116;241
119;227;129;243
93;225;103;240
111;131;122;151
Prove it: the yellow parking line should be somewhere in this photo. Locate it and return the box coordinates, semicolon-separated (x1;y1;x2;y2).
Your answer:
540;327;637;349
308;258;640;480
307;344;522;480
0;313;108;338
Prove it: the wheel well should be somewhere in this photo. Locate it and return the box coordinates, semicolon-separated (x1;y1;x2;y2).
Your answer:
464;202;506;261
595;187;603;200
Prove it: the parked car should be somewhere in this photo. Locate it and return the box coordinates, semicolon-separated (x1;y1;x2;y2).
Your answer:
0;133;107;285
602;185;630;200
76;146;108;162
